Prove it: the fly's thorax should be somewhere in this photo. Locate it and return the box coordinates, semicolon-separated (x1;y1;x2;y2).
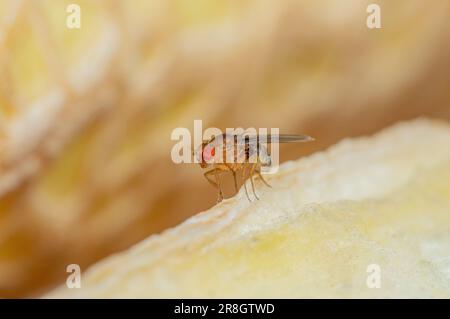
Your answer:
207;134;247;164
199;134;275;166
245;141;270;166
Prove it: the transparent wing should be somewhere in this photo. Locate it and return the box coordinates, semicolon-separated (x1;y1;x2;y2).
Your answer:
247;134;314;143
204;133;313;163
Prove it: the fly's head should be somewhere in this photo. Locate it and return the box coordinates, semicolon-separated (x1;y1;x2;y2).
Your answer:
194;142;216;168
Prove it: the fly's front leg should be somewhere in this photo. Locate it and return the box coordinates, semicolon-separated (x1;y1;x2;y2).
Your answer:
204;168;225;202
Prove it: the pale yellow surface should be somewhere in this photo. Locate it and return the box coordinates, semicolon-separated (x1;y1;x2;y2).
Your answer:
48;119;450;298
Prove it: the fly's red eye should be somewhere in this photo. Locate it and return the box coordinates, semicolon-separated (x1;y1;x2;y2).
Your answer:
203;146;215;161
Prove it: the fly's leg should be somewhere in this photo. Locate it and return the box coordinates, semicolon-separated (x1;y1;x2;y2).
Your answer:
203;169;218;187
225;164;239;194
204;168;225;202
241;165;251;202
256;169;272;188
249;163;260;200
214;169;224;202
232;170;238;193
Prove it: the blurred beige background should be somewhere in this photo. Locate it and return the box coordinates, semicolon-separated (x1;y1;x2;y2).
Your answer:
0;0;449;297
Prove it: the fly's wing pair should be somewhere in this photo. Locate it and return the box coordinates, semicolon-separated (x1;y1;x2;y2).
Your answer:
244;134;314;163
206;133;314;164
214;133;314;145
246;134;314;144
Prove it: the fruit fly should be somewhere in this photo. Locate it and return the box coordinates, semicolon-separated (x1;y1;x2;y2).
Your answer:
194;133;314;202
